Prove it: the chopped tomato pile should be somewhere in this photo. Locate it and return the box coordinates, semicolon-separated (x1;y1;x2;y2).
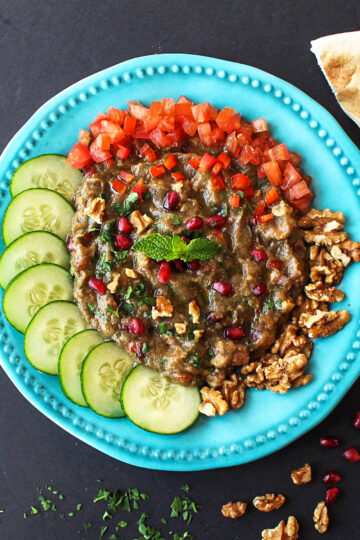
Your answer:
67;97;313;212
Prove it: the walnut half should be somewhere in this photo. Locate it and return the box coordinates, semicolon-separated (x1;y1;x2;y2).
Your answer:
199;387;228;416
299;308;350;339
262;516;299;540
291;463;312;485
313;501;329;534
253;493;286;512
151;296;173;319
221;501;247;519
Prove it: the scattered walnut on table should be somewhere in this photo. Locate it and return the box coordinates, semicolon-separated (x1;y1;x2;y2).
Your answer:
221;501;247;519
253;493;286;512
291;463;312;485
299;308;350;339
151;295;173;319
313;501;329;534
304;281;345;303
262;516;299;540
199;387;228;417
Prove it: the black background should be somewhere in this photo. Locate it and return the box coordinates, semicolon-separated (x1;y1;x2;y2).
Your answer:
0;1;360;539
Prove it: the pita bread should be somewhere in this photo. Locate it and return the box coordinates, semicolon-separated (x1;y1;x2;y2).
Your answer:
311;31;360;127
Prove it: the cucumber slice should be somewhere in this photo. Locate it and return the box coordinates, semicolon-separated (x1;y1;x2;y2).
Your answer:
0;231;70;289
2;188;74;245
11;154;83;201
121;365;200;434
59;329;103;406
24;301;87;375
3;263;73;333
81;342;133;418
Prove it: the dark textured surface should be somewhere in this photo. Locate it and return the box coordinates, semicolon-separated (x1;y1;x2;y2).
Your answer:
0;1;360;539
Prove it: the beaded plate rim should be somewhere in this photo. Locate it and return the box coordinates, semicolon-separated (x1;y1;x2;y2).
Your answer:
0;54;359;471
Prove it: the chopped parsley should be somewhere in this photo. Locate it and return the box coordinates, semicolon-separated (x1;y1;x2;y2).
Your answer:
114;192;140;215
107;305;120;317
142;343;149;354
144;297;156;306
207;348;215;358
171;215;181;226
189;354;200;368
160;358;168;364
158;322;166;335
170;489;201;525
88;303;102;317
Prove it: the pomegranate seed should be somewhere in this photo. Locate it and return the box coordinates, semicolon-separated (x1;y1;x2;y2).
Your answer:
320;437;340;448
163;191;180;211
322;471;341;484
121;323;129;331
212;281;233;296
83;164;97;176
251;249;267;262
353;412;360;430
181;235;190;244
206;312;223;323
206;215;227;229
325;487;340;505
117;217;133;234
186;216;203;231
181;145;192;153
128;318;145;336
88;277;106;295
173;259;186;272
115;234;133;250
225;327;244;340
253;283;268;296
268;259;284;270
187;260;200;271
157;261;171;283
342;446;360;462
66;238;75;252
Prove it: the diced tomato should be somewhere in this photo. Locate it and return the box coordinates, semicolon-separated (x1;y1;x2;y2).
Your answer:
225;131;240;157
258;214;274;223
217;151;231;168
210;176;225;191
175;102;194;117
67;143;93;169
100;120;125;144
166;125;185;147
94;134;110;151
254;200;266;217
149;127;171;148
287;180;312;201
176;95;193;104
292;194;313;212
103;158;115;170
252;118;268;133
209;125;225;146
94;112;108;122
229;195;240;208
180;116;197;136
161;97;175;117
197;122;212;146
118;171;135;184
257;164;267;178
78;129;91;147
216;108;241;132
238;145;261;166
139;143;156;163
112;179;127;194
164;154;177;170
132;178;146;200
303;173;312;185
263;161;283;186
171;172;185;181
267;143;289;162
128;102;149;120
89;119;103;138
150;165;166;178
116;145;131;160
199;153;217;172
231;173;251;190
282;161;302;189
192;102;218;123
188;156;200;169
265;188;279;205
123;115;136;135
244;186;254;198
89;142;112;163
143;105;162;132
107;107;125;124
289;151;302;166
134;122;150;139
211;162;222;176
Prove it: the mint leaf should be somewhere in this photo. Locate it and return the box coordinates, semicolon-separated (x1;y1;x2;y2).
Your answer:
132;233;173;260
171;235;187;259
184;238;220;261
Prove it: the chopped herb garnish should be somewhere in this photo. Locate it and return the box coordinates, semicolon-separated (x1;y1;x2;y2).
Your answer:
181;484;190;492
88;303;102;317
30;506;39;515
76;503;82;511
103;510;112;520
114;192;140;215
160;518;167;524
23;513;27;519
187;332;195;341
121;301;135;314
68;511;74;517
108;535;118;540
107;305;120;317
84;522;92;530
100;525;108;538
189;354;200;368
160;358;168;364
144;297;156;306
125;285;133;299
59;513;65;519
117;520;128;529
142;343;149;354
171;215;181;226
207;348;215;358
158;322;166;335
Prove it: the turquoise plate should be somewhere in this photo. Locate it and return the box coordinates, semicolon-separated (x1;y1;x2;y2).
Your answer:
0;54;359;471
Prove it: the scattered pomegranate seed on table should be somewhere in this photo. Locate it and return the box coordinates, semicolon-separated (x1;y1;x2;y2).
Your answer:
128;318;145;336
212;281;233;296
88;277;106;295
320;437;340;448
352;412;360;430
186;216;203;231
157;261;171;283
322;471;341;484
342;447;360;462
325;487;340;504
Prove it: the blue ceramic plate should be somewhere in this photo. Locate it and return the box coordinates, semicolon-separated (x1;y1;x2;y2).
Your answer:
1;54;359;471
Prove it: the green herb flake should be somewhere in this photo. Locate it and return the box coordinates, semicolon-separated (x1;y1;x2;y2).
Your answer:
68;511;75;517
141;343;149;354
100;525;108;538
207;348;215;358
144;297;156;306
108;535;118;540
117;520;128;528
158;322;166;335
160;358;168;364
83;522;92;530
181;484;190;492
103;510;112;520
76;503;82;511
171;215;181;226
59;513;65;520
160;518;167;524
30;506;39;515
23;512;27;519
88;303;102;317
107;305;120;317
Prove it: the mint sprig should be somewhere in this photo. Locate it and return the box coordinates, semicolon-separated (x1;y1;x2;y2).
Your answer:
132;234;220;262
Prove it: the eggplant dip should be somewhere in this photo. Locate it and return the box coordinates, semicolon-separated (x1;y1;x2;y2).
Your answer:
67;98;360;417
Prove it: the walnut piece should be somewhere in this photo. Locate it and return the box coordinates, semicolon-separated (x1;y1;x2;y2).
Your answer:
330;240;360;265
221;501;247;519
262;516;299;540
271;321;313;358
305;281;345;303
313;501;329;534
291;463;312;485
193;329;204;341
299;208;346;246
253;493;286;512
189;300;200;324
174;323;187;335
221;373;245;410
107;272;121;293
125;268;138;279
298;208;345;228
85;197;106;224
299;308;350;338
199;387;228;416
129;210;153;234
151;296;173;319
